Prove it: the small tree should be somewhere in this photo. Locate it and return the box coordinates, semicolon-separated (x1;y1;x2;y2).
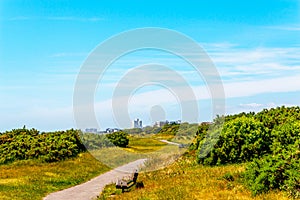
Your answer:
106;131;129;147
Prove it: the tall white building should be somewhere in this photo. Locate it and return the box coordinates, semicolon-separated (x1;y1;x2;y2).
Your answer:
132;118;143;128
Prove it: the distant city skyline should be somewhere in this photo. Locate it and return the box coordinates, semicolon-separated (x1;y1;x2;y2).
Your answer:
84;118;184;132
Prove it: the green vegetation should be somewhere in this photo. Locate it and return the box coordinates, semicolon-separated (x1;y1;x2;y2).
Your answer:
194;106;300;198
89;135;180;170
99;153;287;200
244;121;300;197
197;116;269;165
106;131;129;147
80;132;113;149
100;106;300;199
0;128;85;164
155;123;180;136
2;106;300;199
0;152;109;200
126;136;166;153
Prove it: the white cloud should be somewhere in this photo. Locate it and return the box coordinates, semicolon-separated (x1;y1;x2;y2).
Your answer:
89;44;300;87
266;25;300;31
223;74;300;98
239;103;263;109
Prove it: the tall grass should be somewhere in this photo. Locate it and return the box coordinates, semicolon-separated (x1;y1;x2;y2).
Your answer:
99;153;288;200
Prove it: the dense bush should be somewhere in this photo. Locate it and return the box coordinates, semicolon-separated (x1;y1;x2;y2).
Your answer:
106;131;129;147
80;132;114;149
255;106;300;130
194;106;300;198
157;123;180;135
245;144;300;198
0;128;85;164
245;121;300;198
198;116;270;165
189;122;210;150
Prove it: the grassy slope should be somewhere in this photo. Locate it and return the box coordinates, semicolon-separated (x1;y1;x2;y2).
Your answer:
0;152;110;200
99;153;288;200
0;135;168;200
126;136;167;153
89;136;168;168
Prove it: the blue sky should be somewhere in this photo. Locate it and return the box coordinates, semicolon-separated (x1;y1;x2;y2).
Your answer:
1;0;300;131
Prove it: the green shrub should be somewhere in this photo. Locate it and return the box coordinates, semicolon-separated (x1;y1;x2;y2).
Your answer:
0;128;86;164
244;121;300;198
195;106;300;197
198;116;270;165
80;132;114;149
244;144;300;198
106;131;129;147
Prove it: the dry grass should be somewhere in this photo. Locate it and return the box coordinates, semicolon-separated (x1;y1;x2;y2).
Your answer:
126;136;167;153
99;153;288;200
0;152;110;200
89;135;181;170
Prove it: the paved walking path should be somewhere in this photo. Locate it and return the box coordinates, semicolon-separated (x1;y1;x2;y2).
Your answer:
160;139;181;146
43;159;147;200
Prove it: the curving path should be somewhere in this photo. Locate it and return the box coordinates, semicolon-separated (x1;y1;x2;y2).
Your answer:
160;139;181;146
43;159;147;200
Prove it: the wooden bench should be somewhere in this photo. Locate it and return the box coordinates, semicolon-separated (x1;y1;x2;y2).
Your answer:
116;170;139;193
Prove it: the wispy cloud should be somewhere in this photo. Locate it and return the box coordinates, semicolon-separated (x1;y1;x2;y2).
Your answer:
227;102;299;116
90;43;300;88
90;70;300;128
202;44;300;82
266;25;300;31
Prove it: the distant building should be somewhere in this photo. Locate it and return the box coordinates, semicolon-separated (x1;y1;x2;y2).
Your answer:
154;120;168;127
106;128;121;133
85;128;97;133
85;128;121;134
132;118;143;128
154;120;181;127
